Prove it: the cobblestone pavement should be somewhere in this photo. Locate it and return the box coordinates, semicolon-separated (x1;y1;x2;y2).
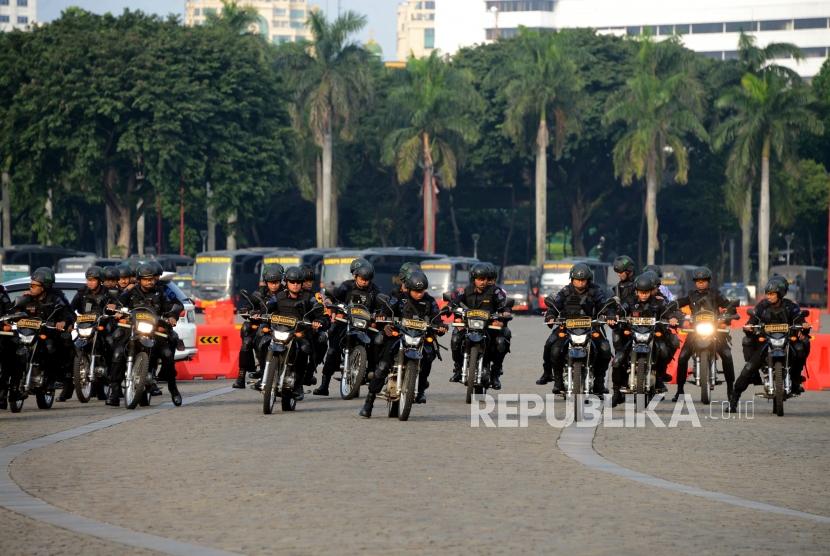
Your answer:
2;317;829;555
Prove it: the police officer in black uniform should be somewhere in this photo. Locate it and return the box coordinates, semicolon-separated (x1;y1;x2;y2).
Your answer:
314;260;381;396
449;263;509;388
102;266;120;291
117;263;134;292
298;263;325;384
10;268;74;403
601;255;637;390
729;277;810;412
673;267;736;402
112;263;184;406
359;270;446;417
264;266;329;399
543;263;613;395
484;263;511;389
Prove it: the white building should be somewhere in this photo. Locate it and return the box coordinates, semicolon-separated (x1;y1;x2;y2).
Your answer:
0;0;36;32
185;0;312;44
397;0;436;61
435;0;830;77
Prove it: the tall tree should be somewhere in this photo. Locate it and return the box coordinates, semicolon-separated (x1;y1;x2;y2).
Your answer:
290;10;372;247
604;36;708;264
382;52;482;253
501;29;583;265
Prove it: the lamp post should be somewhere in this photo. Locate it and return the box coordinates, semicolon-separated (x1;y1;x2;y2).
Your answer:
489;5;499;40
472;233;480;259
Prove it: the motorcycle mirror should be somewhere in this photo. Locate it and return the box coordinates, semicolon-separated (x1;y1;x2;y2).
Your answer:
442;292;452;302
505;299;515;308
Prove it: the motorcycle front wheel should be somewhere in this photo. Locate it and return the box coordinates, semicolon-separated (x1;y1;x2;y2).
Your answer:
773;361;785;417
262;352;281;415
699;352;711;405
465;345;482;405
340;345;367;400
398;360;419;421
125;352;149;410
73;352;92;403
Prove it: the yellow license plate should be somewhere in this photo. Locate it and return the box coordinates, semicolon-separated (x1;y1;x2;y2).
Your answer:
695;313;715;323
629;317;656;326
566;318;592;328
271;315;297;327
18;319;41;329
467;310;490;320
135;312;155;322
402;318;427;331
350;307;371;320
764;324;789;333
76;314;97;323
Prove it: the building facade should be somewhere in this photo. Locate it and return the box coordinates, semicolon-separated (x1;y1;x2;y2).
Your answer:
0;0;35;32
185;0;312;44
397;0;436;60
434;0;830;77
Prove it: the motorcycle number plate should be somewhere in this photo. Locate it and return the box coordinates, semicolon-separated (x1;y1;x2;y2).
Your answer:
18;319;41;329
76;314;97;323
271;314;297;327
135;312;155;322
695;313;715;323
350;307;371;320
565;318;592;328
467;310;490;320
629;317;656;326
764;324;789;333
402;318;427;331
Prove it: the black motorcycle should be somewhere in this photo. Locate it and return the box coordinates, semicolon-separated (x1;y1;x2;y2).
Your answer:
7;309;63;413
324;295;377;400
72;312;111;403
261;311;316;414
680;305;737;405
121;307;169;410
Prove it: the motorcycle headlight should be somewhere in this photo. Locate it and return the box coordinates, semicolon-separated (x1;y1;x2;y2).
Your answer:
569;333;588;345
353;319;367;329
404;334;421;346
273;330;291;341
469;320;485;330
19;334;35;344
78;328;94;337
695;322;715;336
136;321;155;335
769;337;786;347
635;332;651;342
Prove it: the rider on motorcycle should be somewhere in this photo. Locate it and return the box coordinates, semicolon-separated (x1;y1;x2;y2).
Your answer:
642;264;675;302
359;270;446;417
603;255;637;390
673;267;736;402
729;277;810;412
543;263;613;396
484;263;511;390
233;264;284;388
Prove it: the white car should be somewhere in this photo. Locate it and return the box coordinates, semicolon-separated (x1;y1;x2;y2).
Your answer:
3;272;198;361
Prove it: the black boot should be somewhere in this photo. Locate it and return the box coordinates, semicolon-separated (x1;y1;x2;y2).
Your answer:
0;388;7;410
58;378;74;402
491;369;502;390
536;367;553;385
415;371;429;404
359;392;375;418
671;384;684;402
168;378;182;406
150;382;163;396
552;374;565;395
611;389;625;407
655;378;667;394
232;368;247;388
303;368;317;386
106;382;120;407
294;381;305;401
449;365;462;383
313;373;331;396
726;393;739;413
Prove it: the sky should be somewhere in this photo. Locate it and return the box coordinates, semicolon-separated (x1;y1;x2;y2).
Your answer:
38;0;397;59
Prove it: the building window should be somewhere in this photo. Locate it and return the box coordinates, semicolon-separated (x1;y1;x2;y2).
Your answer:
658;25;674;35
484;1;555;13
724;51;739;60
692;22;722;34
800;46;828;58
626;26;640;36
193;8;200;16
424;27;434;49
674;24;690;34
0;0;8;6
725;21;756;32
274;35;292;44
794;18;828;30
290;9;305;19
760;20;790;31
17;0;27;6
486;27;523;40
204;8;217;16
0;15;9;22
273;8;286;17
700;51;723;60
17;15;27;24
289;21;304;29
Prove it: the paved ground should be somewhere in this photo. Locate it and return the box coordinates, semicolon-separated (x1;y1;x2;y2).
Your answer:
1;316;829;555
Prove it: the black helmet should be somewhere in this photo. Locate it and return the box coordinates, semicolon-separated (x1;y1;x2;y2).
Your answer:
765;276;788;298
136;263;155;279
470;263;489;280
484;262;498;280
262;263;285;283
397;262;421;283
692;267;712;281
569;263;593;281
117;264;133;279
299;264;315;282
85;266;104;281
31;267;55;289
284;266;303;282
350;258;369;275
151;260;164;277
642;264;663;278
613;255;635;273
405;270;429;291
354;261;375;281
103;266;120;281
634;273;656;292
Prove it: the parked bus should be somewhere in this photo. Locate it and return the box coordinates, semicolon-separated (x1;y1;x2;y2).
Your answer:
770;265;826;307
420;257;479;305
191;249;272;310
538;258;611;309
320;247;443;294
261;248;335;292
57;256;124;273
660;264;697;298
500;265;542;313
0;245;89;280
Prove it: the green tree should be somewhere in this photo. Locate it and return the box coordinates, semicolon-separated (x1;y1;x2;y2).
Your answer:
289;10;373;247
604;36;708;265
382;52;482;253
501;29;583;265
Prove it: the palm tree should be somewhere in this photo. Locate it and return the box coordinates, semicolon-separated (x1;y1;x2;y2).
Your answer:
501;29;583;265
604;36;708;265
291;10;372;247
382;52;481;253
714;32;813;289
716;71;822;289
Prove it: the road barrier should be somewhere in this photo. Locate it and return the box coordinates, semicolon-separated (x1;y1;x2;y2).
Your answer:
804;334;830;391
177;301;241;381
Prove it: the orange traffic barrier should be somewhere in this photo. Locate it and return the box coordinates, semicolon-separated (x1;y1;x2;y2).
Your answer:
666;333;687;385
804;334;830;391
730;305;752;329
204;300;235;325
804;308;822;333
177;323;242;380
